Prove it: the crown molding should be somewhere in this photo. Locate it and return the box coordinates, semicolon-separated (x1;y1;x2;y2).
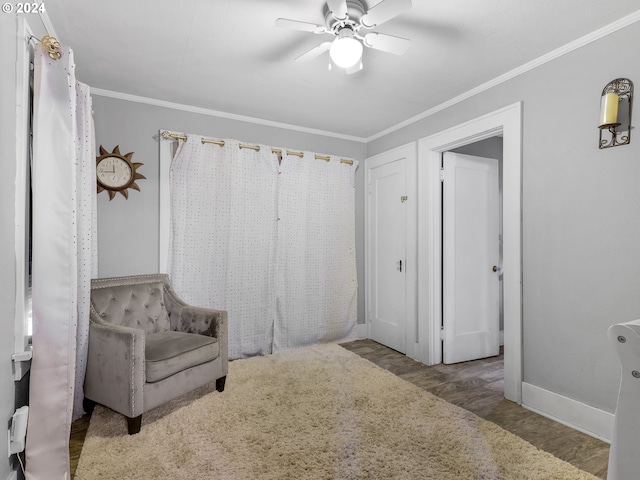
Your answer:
39;8;58;39
76;9;640;145
90;88;367;144
367;9;640;142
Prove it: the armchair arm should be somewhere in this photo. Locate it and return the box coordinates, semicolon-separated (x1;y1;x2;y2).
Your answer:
176;307;229;378
84;314;146;418
161;281;228;375
175;305;226;337
162;282;225;337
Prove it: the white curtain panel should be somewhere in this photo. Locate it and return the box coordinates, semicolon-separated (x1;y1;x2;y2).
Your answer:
26;45;95;479
72;83;97;421
168;136;358;358
169;137;278;358
273;153;358;352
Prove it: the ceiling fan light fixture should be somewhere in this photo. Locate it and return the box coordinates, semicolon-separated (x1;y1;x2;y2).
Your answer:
279;0;412;72
329;35;363;69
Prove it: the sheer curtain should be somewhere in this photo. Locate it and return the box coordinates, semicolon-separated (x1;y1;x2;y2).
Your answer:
169;136;278;358
25;43;96;479
168;135;358;358
273;152;358;351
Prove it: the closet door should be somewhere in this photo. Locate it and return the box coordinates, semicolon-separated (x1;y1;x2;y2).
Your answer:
366;145;416;355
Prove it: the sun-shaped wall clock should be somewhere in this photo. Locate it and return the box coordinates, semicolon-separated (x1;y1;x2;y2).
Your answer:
96;145;146;200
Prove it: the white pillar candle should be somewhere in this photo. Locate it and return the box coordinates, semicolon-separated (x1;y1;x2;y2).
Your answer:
599;92;619;127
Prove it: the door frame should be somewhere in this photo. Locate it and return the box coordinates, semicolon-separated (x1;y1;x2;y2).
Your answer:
364;143;418;359
417;102;523;403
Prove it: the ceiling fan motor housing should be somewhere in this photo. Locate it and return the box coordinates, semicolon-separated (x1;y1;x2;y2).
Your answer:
324;0;367;31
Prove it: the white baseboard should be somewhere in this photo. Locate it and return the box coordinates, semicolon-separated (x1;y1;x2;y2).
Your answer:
521;382;614;443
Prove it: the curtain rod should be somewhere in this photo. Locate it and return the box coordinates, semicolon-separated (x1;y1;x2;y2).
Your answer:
161;131;225;146
161;131;354;165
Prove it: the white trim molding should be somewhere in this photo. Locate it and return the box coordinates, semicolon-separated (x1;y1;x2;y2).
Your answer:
367;10;640;142
417;102;523;404
158;130;176;274
91;88;366;144
522;382;614;443
84;11;640;144
39;8;59;39
13;17;33;379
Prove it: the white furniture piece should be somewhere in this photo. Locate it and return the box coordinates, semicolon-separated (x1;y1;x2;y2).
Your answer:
608;320;640;480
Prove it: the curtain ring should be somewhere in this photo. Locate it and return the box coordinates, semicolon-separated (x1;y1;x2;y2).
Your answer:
41;36;62;60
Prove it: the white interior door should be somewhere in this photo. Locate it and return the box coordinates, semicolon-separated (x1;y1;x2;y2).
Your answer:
368;158;407;353
443;152;500;364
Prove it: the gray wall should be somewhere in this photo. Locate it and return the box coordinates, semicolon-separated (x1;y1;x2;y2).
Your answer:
1;13;18;478
451;136;503;161
368;22;640;413
92;95;367;323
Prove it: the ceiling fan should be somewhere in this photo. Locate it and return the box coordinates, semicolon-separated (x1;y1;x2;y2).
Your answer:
276;0;412;73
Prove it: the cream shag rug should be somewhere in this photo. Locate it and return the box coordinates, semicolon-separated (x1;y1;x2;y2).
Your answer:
75;344;598;480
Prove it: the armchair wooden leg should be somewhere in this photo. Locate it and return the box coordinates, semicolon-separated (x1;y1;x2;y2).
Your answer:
83;397;96;415
216;376;226;392
127;415;142;435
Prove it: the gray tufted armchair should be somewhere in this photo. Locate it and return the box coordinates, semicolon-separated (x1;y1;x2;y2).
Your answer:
83;274;228;434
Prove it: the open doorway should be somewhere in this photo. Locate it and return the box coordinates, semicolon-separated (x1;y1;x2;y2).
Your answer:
443;137;504;364
417;103;522;404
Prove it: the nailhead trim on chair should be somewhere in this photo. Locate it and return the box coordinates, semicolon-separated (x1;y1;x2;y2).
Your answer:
89;301;143;416
131;329;140;415
91;274;171;289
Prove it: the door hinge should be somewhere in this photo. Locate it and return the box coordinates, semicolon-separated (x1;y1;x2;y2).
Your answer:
440;168;445;182
440;326;445;340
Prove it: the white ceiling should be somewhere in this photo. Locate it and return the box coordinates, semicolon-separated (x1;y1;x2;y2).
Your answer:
46;0;640;140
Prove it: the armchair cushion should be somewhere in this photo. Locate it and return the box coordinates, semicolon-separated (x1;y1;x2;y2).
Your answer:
145;331;219;383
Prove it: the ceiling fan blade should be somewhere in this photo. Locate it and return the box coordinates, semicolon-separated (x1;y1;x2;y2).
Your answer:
295;41;332;62
360;0;412;28
276;18;327;34
326;0;348;20
363;32;411;55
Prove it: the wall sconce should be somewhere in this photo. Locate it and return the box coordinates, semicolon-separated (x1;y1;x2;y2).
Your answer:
598;78;633;149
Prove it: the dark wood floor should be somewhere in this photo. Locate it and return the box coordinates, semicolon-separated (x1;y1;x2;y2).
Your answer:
340;339;610;479
70;339;610;479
